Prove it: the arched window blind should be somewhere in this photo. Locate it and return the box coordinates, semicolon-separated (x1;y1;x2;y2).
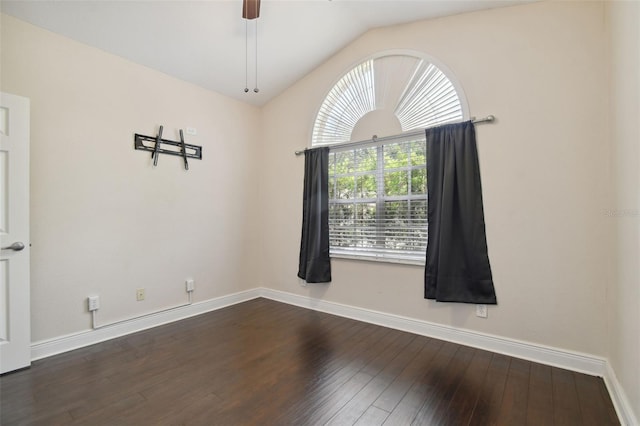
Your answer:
312;54;463;146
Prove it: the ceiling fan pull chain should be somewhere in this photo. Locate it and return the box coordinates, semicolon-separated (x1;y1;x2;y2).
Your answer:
244;20;249;93
254;20;259;93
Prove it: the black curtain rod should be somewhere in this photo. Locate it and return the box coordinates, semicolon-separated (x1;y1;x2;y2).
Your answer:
295;115;496;156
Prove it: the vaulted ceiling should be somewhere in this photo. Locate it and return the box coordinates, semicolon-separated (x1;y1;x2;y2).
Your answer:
2;0;526;106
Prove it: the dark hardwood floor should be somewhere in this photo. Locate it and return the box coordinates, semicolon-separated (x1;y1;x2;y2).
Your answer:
0;298;619;425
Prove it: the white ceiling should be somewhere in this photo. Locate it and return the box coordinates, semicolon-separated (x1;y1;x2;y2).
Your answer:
2;0;524;106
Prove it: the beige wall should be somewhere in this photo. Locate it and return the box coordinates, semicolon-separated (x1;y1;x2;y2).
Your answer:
260;1;610;356
607;0;640;420
1;15;261;341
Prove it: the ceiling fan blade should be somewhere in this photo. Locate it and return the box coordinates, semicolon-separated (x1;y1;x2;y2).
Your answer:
242;0;261;20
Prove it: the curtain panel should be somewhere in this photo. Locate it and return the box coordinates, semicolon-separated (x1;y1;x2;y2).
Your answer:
297;147;332;283
425;121;497;304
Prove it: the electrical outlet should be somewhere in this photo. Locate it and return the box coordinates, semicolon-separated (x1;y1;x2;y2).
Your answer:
185;279;195;292
136;288;145;301
88;296;100;311
476;304;488;318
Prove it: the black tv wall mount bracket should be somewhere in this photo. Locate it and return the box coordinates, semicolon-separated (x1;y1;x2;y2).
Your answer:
134;125;202;170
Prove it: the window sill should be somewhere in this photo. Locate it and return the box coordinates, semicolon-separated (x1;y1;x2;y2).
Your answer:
330;252;425;267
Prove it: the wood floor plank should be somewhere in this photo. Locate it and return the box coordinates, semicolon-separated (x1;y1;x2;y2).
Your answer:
304;371;374;425
0;299;620;426
19;410;74;426
69;392;147;425
354;406;391;425
574;372;620;425
552;366;583;425
370;333;427;386
467;353;510;425
149;392;224;426
495;356;531;425
410;344;477;425
326;332;417;426
372;336;442;413
180;309;350;426
383;341;459;425
252;315;386;425
439;347;493;426
327;374;393;426
526;362;554;425
209;319;371;424
360;330;416;377
289;326;392;425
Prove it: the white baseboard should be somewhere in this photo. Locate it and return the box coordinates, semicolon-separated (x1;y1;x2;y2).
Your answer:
30;288;261;361
604;362;639;426
30;286;634;425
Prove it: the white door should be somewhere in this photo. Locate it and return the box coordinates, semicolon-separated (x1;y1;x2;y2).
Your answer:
0;92;30;374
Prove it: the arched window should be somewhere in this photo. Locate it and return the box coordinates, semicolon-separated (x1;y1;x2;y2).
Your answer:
312;53;467;146
313;53;468;263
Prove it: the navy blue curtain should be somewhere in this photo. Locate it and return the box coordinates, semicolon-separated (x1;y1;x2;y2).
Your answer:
425;121;497;304
298;147;331;283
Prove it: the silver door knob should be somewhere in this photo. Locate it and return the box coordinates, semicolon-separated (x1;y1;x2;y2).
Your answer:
1;242;25;251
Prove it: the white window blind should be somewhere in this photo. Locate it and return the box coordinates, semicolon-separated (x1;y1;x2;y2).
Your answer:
328;133;427;263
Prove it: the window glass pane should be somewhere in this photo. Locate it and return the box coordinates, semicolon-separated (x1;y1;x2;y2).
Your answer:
410;141;426;166
411;200;428;221
329;203;354;247
355;147;377;172
409;200;428;250
336;176;355;199
335;151;354;174
411;168;426;195
384;143;409;168
356;174;377;198
384;170;408;196
329;177;335;199
356;203;377;248
384;200;408;218
328;152;336;173
383;201;409;249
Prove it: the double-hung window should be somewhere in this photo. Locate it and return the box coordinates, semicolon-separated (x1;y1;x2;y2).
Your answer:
328;134;427;263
